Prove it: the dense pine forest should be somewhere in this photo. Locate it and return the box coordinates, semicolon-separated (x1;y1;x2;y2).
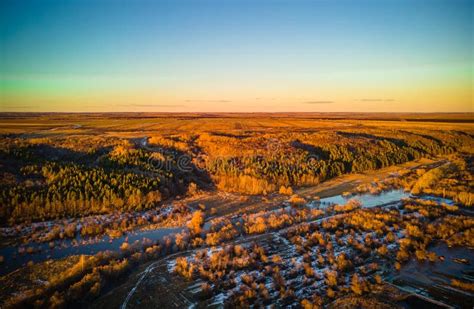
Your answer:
1;115;472;224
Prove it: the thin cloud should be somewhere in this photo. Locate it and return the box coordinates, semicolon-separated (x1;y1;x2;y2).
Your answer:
359;99;396;102
185;99;231;103
122;104;184;108
304;101;334;104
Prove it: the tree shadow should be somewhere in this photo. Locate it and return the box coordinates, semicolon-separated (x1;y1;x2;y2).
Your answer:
3;139;215;201
291;140;329;160
133;138;216;195
336;131;409;147
7;143;101;164
452;130;474;139
209;132;250;139
398;130;444;146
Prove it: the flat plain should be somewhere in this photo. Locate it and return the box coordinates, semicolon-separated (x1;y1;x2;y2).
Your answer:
0;113;473;308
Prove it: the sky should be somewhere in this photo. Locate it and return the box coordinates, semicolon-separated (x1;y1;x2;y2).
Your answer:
0;0;472;112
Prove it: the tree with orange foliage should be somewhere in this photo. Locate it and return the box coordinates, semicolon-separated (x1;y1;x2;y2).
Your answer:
351;273;363;295
279;185;293;195
187;210;204;235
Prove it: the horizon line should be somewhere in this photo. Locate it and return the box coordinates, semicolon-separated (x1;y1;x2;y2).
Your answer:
0;111;473;115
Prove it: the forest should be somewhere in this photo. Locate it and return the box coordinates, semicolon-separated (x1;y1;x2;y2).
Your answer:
0;114;472;224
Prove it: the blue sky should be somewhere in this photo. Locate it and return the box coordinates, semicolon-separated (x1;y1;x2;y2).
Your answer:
0;0;472;112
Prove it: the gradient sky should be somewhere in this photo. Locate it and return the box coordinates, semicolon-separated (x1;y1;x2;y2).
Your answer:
0;0;472;112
